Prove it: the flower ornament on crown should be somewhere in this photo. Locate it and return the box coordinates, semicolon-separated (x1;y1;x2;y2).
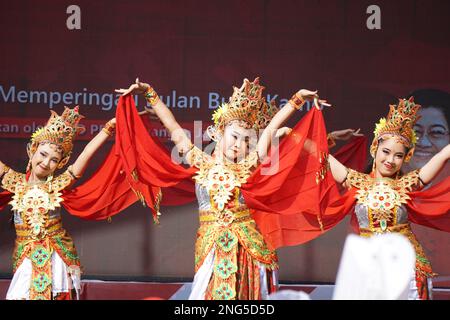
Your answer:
28;106;84;169
208;78;279;140
370;96;421;162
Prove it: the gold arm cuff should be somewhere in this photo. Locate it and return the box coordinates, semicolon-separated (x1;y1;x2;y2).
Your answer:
144;86;161;106
102;120;116;136
67;165;81;180
288;93;306;110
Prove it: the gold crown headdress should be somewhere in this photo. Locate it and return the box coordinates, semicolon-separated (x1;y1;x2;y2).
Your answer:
210;78;279;135
28;106;84;169
370;96;421;162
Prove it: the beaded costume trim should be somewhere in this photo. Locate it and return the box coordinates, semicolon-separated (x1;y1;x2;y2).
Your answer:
189;146;258;212
2;169;73;240
347;169;420;231
189;146;277;300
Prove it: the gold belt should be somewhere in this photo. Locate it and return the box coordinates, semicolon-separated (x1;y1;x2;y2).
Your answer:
199;208;252;226
15;220;65;240
359;223;411;236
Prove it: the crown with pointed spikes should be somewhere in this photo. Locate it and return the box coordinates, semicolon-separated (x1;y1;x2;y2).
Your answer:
370;97;421;162
28;106;84;168
211;77;279;132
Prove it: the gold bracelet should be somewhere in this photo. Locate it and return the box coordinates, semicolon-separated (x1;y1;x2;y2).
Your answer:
327;133;336;148
144;86;161;106
288;93;305;110
67;165;81;180
102;120;116;136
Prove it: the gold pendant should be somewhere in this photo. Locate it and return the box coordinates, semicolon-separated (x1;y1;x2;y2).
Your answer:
21;186;51;238
207;164;238;211
366;180;399;212
11;185;63;239
192;147;258;212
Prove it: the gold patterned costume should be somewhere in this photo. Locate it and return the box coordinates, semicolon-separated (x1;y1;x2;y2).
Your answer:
188;146;278;300
2;168;81;300
1;106;84;300
177;78;280;300
346;97;434;299
347;169;434;299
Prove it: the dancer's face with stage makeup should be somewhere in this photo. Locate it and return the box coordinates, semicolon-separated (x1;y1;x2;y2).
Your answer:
30;142;63;180
374;137;407;178
218;121;257;162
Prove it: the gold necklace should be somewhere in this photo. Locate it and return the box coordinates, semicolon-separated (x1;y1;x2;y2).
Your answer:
2;169;73;239
347;169;420;231
190;146;258;211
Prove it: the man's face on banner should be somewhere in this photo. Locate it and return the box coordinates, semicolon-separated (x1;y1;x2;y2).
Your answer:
411;107;449;168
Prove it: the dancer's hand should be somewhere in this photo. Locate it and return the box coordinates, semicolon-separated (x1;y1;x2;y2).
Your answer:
297;89;331;107
0;161;7;178
115;78;150;96
139;108;160;121
330;128;363;141
275;127;292;138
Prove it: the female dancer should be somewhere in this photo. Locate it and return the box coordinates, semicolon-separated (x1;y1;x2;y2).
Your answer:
0;107;116;300
114;77;449;299
325;97;450;299
116;77;329;299
115;77;363;299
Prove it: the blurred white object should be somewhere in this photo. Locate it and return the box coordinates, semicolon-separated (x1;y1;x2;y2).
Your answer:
332;233;415;300
267;289;311;300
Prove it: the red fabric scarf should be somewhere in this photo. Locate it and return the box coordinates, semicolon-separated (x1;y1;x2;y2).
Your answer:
111;95;361;249
1;95;448;250
112;96;450;249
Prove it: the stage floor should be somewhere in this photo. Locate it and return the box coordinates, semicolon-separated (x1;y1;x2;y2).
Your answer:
0;278;449;300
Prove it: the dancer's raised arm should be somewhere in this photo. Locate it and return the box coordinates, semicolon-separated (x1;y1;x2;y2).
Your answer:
116;78;192;155
257;90;330;160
